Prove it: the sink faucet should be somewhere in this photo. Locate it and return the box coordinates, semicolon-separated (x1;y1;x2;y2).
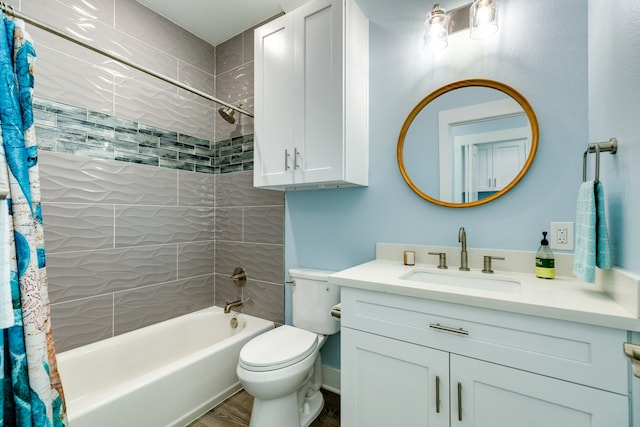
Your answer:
458;227;470;271
224;299;243;314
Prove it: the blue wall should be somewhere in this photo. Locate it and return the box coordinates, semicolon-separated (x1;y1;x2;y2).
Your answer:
285;0;639;369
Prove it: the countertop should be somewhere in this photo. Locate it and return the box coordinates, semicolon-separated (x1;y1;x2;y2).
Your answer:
329;258;640;331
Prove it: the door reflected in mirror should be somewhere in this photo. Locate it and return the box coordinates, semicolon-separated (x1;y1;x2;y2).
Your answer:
397;79;538;208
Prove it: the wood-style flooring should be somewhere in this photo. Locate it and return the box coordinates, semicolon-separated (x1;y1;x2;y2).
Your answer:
187;389;340;427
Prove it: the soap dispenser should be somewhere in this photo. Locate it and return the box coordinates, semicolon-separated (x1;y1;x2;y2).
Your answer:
535;231;555;279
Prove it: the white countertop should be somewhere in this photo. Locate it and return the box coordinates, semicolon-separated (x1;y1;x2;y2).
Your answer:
330;258;640;331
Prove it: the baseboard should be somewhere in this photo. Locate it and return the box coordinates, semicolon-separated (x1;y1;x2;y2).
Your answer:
321;365;340;395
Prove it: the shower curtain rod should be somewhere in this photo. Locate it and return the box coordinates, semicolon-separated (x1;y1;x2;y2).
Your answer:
0;3;254;118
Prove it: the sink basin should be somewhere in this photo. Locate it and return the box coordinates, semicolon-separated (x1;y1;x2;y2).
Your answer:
400;269;521;293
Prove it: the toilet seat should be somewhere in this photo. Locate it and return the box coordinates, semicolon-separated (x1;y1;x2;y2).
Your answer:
239;325;318;372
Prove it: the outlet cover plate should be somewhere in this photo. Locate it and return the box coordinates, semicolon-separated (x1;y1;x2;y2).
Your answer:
550;222;574;250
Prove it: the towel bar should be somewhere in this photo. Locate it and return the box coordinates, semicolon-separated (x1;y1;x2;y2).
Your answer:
582;137;617;183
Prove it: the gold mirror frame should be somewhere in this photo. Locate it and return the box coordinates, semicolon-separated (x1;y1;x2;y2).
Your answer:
397;79;539;208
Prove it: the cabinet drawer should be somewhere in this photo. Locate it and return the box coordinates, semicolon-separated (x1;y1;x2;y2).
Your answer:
341;287;628;394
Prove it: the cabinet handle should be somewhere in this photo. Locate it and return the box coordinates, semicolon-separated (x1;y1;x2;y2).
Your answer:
284;149;291;170
429;323;469;336
494;177;497;187
294;148;301;169
457;382;462;421
435;375;440;413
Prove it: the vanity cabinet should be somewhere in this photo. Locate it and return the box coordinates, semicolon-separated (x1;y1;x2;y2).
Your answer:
341;287;630;427
253;0;368;190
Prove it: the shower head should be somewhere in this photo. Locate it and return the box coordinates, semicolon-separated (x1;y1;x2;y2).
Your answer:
218;106;236;124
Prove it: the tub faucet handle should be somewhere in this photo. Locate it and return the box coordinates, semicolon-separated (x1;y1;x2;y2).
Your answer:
230;267;247;287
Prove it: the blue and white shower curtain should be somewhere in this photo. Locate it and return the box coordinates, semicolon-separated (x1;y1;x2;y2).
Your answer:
0;15;67;427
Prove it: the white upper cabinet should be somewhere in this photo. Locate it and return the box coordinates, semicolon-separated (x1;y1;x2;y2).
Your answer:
254;0;368;190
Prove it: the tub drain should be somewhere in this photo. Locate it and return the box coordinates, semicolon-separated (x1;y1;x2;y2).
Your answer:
230;317;238;329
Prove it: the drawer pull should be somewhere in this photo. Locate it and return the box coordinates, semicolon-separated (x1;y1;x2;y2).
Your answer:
429;323;469;336
435;375;440;413
457;382;463;421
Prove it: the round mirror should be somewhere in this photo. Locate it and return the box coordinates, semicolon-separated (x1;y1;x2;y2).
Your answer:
397;79;538;208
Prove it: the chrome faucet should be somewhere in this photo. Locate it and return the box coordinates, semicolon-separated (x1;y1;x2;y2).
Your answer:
224;299;243;314
458;227;470;271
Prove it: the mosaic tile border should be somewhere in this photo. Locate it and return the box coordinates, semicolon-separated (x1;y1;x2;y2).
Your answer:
33;97;254;175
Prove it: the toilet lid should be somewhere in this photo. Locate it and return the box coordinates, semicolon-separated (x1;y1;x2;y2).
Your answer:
239;325;318;372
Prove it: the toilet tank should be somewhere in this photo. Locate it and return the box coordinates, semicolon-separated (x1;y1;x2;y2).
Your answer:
289;268;340;335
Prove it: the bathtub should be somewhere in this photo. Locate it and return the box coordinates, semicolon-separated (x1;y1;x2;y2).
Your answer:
56;306;274;427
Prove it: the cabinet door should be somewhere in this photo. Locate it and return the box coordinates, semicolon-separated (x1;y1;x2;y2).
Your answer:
451;355;629;427
492;139;526;189
293;0;344;185
341;328;449;427
254;14;295;187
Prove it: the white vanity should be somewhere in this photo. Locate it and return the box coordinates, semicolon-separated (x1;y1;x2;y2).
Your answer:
331;243;640;427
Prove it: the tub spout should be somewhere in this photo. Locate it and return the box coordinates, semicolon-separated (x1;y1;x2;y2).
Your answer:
224;299;243;314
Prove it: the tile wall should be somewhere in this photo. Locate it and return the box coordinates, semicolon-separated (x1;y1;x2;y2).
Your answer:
4;0;284;351
42;150;283;352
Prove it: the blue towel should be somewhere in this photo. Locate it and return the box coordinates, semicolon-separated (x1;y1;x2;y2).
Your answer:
573;180;612;283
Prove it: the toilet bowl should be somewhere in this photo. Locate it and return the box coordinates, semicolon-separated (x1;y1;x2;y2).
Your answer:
236;268;340;427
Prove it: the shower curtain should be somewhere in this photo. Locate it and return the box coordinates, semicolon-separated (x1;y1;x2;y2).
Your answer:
0;15;67;427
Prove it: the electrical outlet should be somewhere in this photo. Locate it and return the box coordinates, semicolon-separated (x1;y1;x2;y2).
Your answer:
550;222;574;250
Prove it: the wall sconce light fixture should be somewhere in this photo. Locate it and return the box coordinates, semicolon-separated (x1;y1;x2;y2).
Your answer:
470;0;499;39
423;0;499;52
423;4;450;52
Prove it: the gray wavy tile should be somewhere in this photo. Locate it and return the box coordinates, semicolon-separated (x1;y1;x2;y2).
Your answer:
115;206;214;247
216;34;243;75
243;28;255;63
242;280;284;324
244;206;284;245
26;0;178;80
50;294;114;352
23;0;115;29
215;241;283;285
115;0;214;73
215;62;254;105
42;203;114;253
31;31;114;115
39;151;178;205
178;241;215;279
113;274;215;335
179;62;215;95
47;244;177;303
215;207;243;242
178;170;215;207
115;74;215;142
215;171;284;207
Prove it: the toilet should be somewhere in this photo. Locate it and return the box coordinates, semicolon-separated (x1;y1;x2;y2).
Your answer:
236;268;340;427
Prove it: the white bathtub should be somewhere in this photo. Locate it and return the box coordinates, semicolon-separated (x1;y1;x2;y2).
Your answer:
56;306;274;427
